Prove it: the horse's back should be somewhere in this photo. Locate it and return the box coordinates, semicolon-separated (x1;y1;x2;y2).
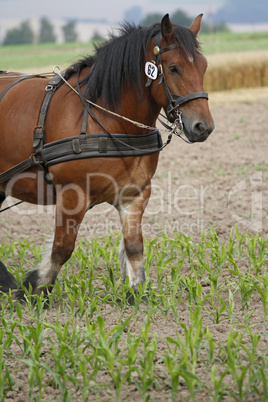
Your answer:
0;76;49;166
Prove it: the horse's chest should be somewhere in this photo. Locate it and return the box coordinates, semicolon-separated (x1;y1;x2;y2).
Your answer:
89;154;159;205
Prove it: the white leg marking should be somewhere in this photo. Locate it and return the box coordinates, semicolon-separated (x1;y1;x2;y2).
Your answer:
119;237;134;285
29;237;59;286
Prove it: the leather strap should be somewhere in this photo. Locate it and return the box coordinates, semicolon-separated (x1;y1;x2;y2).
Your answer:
41;130;163;166
0;75;34;103
167;92;209;116
0;74;65;188
33;73;66;153
80;108;88;134
0;155;39;184
76;72;112;135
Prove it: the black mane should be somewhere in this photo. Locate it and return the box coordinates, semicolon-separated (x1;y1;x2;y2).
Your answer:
65;22;200;111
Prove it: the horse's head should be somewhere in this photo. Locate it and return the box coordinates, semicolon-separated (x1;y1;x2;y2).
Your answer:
147;14;214;143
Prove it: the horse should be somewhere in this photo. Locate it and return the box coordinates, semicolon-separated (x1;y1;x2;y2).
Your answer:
0;14;214;303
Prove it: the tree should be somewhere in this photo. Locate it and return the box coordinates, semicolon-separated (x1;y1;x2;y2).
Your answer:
142;13;163;26
39;17;56;43
62;21;78;43
142;9;229;33
3;21;33;45
91;30;104;43
142;10;193;27
171;9;193;27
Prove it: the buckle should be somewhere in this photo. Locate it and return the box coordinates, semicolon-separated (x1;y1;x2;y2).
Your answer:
45;84;54;92
30;154;40;166
174;111;183;134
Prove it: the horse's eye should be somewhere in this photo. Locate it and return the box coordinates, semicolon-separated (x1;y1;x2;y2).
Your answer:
169;66;179;74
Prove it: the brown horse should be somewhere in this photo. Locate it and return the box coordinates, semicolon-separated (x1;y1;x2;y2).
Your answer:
0;14;214;301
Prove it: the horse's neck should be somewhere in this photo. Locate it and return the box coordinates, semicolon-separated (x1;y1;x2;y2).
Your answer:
77;68;161;134
116;90;161;134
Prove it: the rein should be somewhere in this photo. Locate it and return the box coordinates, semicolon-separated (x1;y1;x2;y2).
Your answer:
53;66;170;134
53;65;178;150
0;200;23;213
52;65;191;145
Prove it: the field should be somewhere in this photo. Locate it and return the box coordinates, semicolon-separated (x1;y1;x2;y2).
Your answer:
1;31;268;401
1;92;268;401
0;30;268;72
1;31;268;94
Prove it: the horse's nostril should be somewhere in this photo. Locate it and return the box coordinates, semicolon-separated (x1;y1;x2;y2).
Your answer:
193;121;215;136
194;122;206;135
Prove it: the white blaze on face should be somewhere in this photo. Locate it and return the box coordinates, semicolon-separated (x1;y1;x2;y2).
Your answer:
188;55;194;63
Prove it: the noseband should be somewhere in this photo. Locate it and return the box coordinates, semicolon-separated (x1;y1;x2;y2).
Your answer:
145;33;208;122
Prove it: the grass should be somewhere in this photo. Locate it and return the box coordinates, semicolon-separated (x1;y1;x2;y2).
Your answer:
0;227;268;401
0;42;94;72
200;31;268;55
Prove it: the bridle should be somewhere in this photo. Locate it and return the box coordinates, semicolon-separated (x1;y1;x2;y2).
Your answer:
145;32;208;132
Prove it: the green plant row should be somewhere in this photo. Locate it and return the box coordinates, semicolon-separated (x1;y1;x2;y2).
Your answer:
0;227;268;401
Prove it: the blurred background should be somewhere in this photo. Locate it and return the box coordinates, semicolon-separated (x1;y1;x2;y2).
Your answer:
0;0;268;92
1;0;268;43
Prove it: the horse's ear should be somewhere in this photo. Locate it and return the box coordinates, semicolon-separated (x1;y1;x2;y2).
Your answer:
161;14;173;41
189;14;203;36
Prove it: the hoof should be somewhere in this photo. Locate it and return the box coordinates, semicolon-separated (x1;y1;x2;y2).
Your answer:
0;261;17;293
125;289;151;306
126;291;135;306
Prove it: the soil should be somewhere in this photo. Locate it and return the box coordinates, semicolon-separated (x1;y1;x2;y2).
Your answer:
1;87;268;401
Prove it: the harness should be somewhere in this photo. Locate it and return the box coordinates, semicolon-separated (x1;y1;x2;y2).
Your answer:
0;73;162;186
0;32;209;188
145;33;208;123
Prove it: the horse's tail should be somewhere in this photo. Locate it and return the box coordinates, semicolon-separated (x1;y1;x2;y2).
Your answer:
0;190;6;209
0;261;17;293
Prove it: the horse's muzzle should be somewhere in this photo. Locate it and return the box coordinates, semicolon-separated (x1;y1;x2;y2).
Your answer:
184;119;215;143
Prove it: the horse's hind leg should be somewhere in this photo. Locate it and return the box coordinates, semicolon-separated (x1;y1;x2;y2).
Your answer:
0;261;17;292
17;189;87;299
118;185;151;303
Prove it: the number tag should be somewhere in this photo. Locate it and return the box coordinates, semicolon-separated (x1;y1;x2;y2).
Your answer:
145;62;158;80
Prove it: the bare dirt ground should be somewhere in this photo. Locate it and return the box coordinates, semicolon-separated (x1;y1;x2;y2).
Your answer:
1;87;268;244
0;87;268;401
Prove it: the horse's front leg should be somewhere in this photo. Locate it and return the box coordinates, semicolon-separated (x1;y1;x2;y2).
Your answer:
117;184;151;301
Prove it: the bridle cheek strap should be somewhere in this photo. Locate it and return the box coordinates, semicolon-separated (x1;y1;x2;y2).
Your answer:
167;91;208;117
147;32;209;121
